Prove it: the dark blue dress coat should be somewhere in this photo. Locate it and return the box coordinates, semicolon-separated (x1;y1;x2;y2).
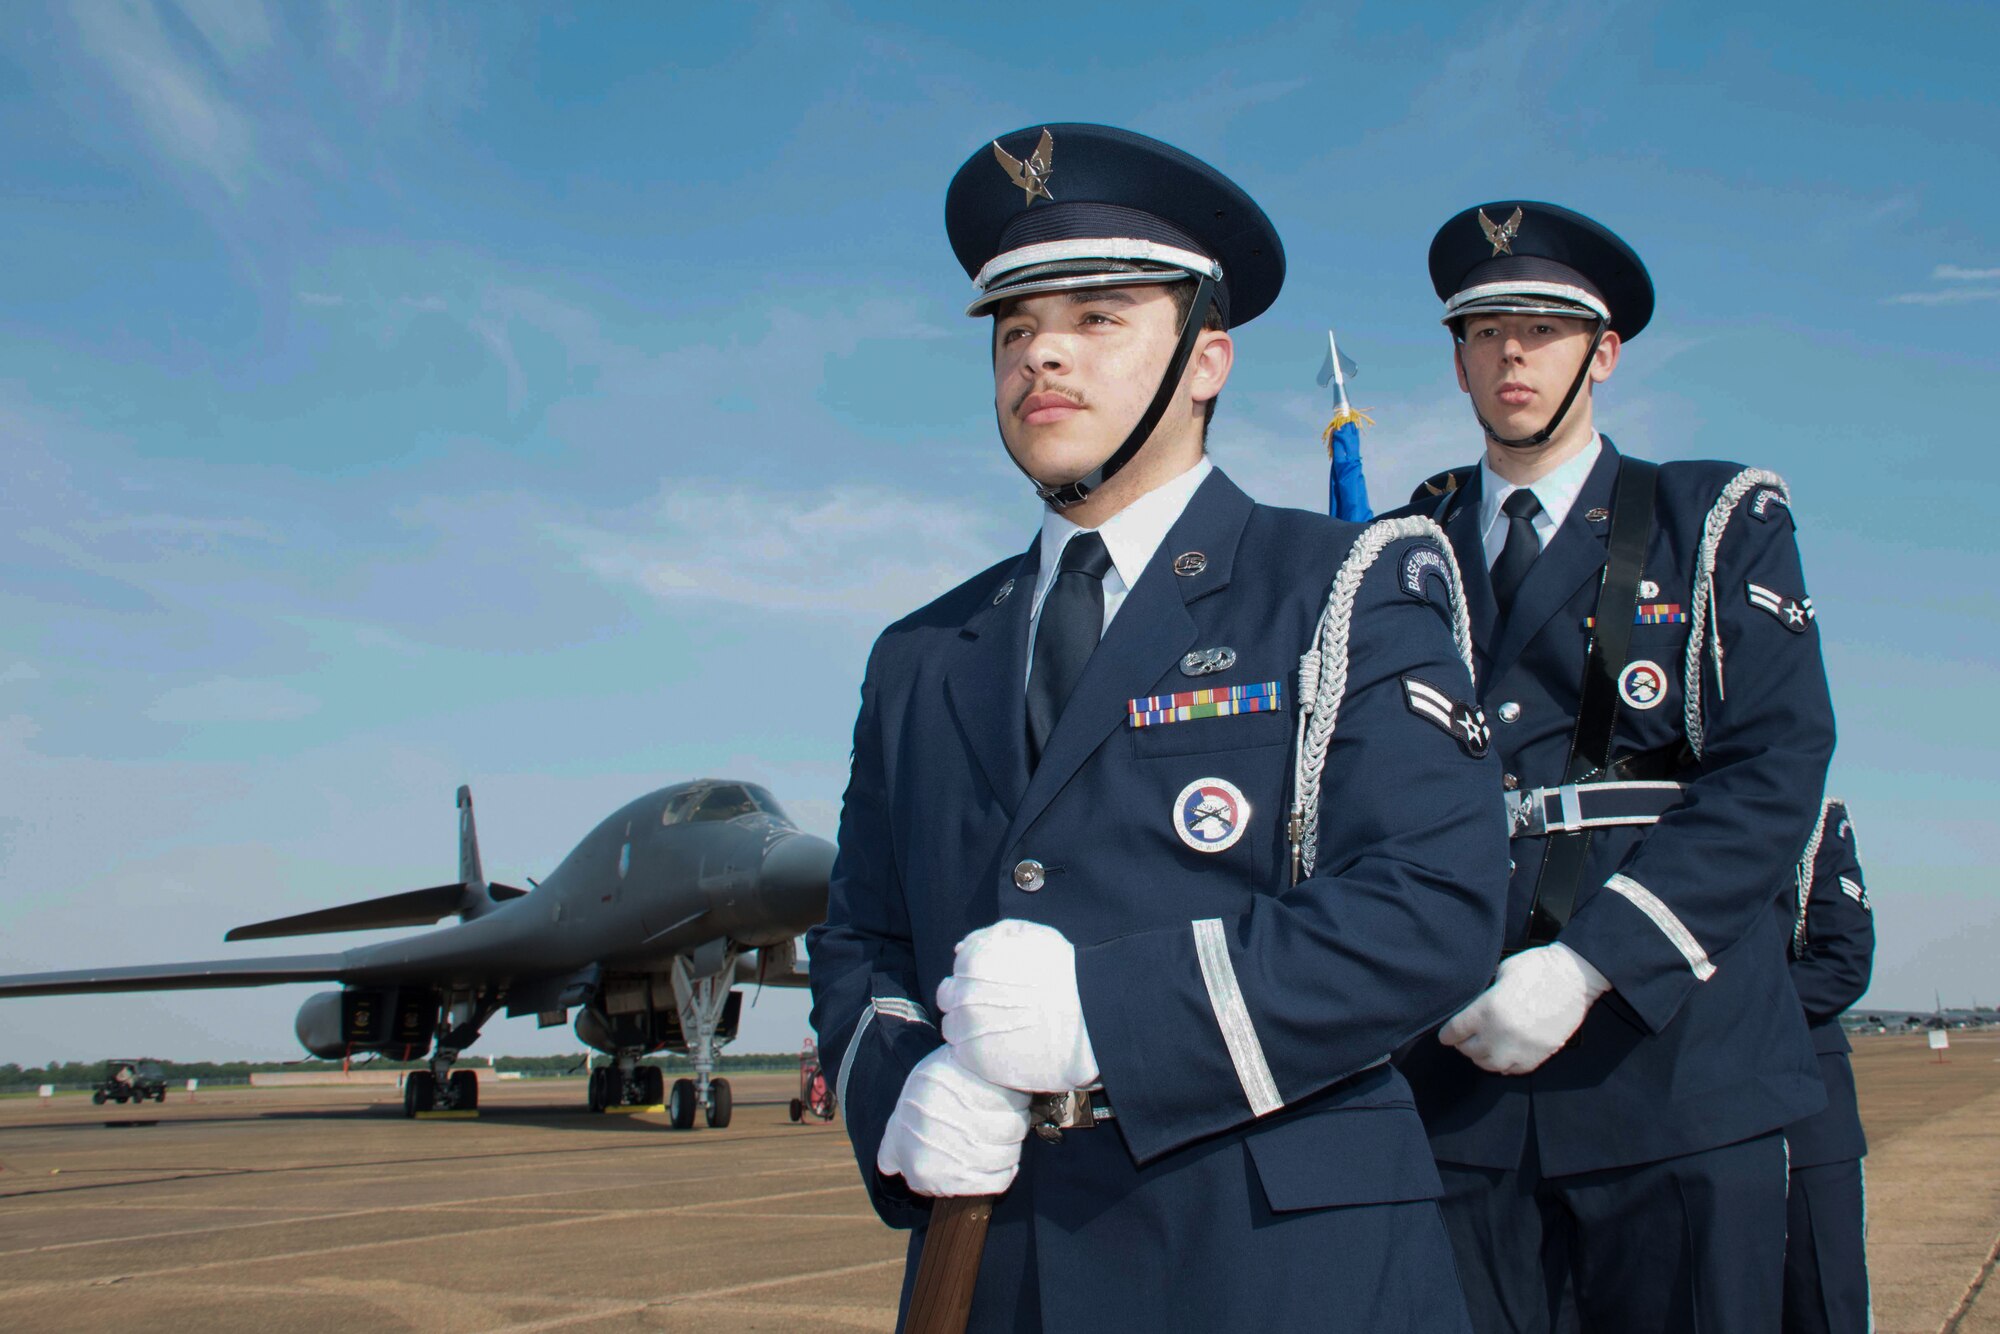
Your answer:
809;469;1511;1331
1391;438;1835;1176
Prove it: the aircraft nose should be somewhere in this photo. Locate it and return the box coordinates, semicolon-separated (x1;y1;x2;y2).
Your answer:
755;832;836;933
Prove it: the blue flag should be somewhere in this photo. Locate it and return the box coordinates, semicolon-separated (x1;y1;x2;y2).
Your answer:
1317;331;1374;521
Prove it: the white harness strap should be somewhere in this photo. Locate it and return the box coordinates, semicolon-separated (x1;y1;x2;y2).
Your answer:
1290;517;1473;881
1684;468;1790;759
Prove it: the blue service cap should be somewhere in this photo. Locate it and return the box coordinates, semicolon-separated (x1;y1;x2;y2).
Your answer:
1429;201;1654;340
945;123;1285;328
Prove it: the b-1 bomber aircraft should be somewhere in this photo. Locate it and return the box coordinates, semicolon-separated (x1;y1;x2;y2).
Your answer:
0;781;833;1128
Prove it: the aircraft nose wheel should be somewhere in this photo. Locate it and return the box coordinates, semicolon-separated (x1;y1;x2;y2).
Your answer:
705;1077;732;1129
669;1078;697;1130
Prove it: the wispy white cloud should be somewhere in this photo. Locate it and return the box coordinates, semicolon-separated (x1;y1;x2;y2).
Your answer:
1934;265;2000;282
146;676;319;724
0;664;39;688
72;0;259;197
545;481;1014;621
1885;286;2000;306
297;290;347;307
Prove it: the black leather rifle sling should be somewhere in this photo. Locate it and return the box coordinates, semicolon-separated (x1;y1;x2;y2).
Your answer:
1522;456;1660;947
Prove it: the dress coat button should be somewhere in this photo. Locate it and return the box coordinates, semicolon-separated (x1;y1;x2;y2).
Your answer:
1502;774;1520;791
1498;701;1521;724
1012;859;1046;892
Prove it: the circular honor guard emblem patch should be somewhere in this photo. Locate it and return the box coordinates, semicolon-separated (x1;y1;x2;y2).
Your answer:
1617;659;1668;711
1174;777;1250;853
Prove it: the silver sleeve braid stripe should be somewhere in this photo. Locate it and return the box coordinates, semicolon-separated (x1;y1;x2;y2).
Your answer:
1290;517;1474;879
831;998;936;1115
1605;873;1717;980
1792;796;1837;958
1191;918;1283;1116
1683;468;1789;759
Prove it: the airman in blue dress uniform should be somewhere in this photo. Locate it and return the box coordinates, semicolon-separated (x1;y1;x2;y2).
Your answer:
1781;797;1875;1334
1387;201;1837;1332
807;124;1511;1332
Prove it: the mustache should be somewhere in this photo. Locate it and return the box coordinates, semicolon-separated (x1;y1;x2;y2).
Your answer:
1011;382;1086;416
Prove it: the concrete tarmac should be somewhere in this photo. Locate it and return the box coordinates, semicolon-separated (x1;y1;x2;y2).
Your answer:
3;1035;1998;1333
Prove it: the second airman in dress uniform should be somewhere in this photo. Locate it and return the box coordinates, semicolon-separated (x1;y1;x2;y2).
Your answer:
807;124;1511;1332
1389;201;1838;1332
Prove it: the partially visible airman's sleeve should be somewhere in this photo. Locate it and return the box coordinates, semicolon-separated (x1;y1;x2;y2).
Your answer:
1074;523;1511;1164
806;638;941;1229
1790;799;1874;1026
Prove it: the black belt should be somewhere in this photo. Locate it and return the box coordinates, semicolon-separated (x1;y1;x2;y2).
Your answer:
1507;780;1686;839
1030;1088;1114;1142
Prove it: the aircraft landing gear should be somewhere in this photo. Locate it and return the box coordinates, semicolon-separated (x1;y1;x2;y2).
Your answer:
669;1078;697;1130
668;952;738;1131
405;993;495;1117
589;1052;668;1112
705;1077;732;1129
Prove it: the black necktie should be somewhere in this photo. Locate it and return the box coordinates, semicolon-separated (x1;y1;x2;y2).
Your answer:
1491;489;1544;620
1027;531;1113;767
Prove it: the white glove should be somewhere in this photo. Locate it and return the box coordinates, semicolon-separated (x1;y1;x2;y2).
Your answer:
936;919;1099;1093
876;1047;1033;1196
1440;942;1612;1076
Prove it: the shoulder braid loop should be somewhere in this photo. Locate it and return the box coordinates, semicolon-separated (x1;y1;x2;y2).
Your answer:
1289;517;1474;882
1684;468;1790;760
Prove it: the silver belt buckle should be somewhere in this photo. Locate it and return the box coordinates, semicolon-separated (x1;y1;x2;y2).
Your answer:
1030;1088;1107;1143
1505;789;1546;838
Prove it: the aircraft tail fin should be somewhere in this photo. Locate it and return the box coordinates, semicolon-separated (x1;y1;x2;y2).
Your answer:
458;784;485;888
225;786;529;941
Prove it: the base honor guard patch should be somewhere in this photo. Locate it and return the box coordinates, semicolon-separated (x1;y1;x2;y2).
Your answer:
1400;676;1490;757
1129;681;1281;728
1173;777;1250;853
1586;602;1687;628
1747;582;1815;632
1618;660;1668;710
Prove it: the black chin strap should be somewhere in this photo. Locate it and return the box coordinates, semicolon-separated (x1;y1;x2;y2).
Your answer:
1474;317;1607;451
1015;274;1218;510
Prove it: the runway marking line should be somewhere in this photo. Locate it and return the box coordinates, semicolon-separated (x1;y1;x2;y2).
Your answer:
0;1163;857;1259
0;1184;872;1293
477;1256;908;1334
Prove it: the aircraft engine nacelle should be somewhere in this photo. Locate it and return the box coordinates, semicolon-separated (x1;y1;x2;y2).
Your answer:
294;987;437;1060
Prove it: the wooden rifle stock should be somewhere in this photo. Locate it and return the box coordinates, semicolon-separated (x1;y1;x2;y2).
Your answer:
904;1193;998;1334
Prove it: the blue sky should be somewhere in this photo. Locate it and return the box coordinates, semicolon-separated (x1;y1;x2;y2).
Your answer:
2;2;1995;1062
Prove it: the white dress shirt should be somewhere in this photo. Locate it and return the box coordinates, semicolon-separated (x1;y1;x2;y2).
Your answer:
1025;455;1213;686
1478;435;1602;569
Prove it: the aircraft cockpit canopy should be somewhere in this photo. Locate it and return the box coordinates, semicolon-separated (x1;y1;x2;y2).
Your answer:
661;782;789;827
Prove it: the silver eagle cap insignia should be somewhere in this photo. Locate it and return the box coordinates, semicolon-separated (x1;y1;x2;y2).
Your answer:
993;129;1056;204
1479;207;1524;257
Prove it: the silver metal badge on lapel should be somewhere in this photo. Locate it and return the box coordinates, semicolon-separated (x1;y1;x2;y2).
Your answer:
1173;777;1249;854
1586;507;1610;523
1180;647;1237;677
1173;551;1207;577
992;578;1015;606
1639;580;1660;599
